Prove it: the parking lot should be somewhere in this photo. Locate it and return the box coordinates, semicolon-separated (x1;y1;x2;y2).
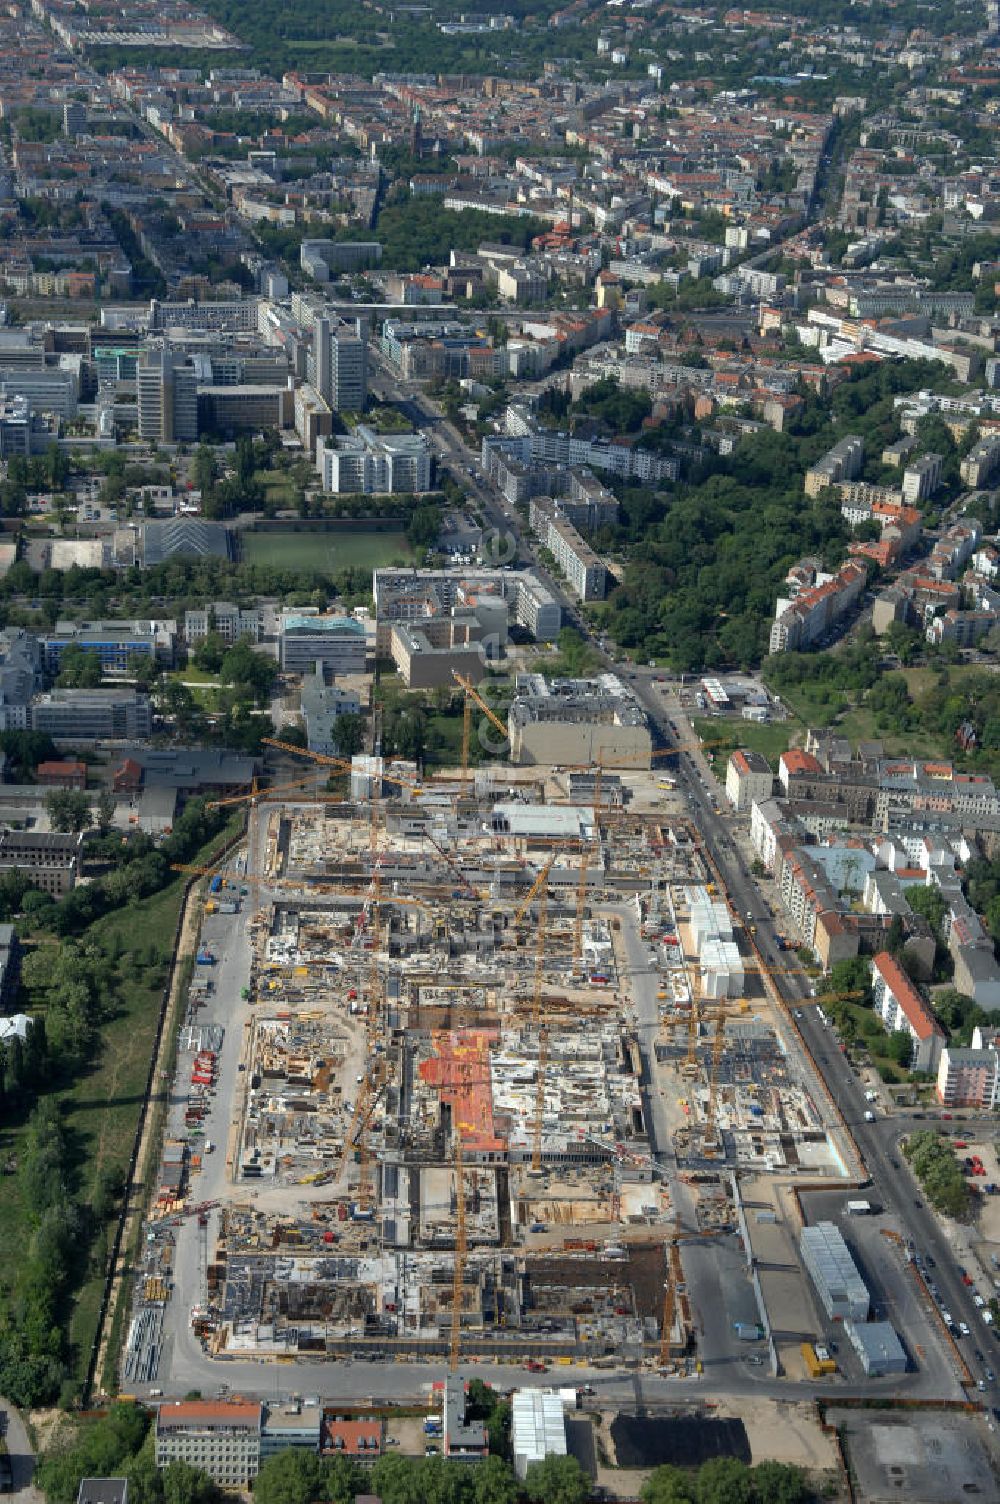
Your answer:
799;1189;962;1395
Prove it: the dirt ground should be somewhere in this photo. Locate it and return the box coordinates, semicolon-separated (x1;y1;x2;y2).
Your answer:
722;1396;840;1470
589;1398;838;1498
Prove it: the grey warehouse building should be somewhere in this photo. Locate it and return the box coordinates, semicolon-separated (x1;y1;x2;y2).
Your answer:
844;1319;907;1376
800;1221;869;1323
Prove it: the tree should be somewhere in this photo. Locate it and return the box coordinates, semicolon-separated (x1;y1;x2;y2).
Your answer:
44;788;92;833
332;712;364;758
472;1456;518;1504
55;644;103;688
694;1458;754;1504
888;1029;914;1067
523;1454;589;1504
193;633;227;674
193;443;217;499
160;1461;218;1504
642;1467;695;1504
369;1454;428;1504
96;788;116;833
220;637;277;706
252;1451;334;1504
750;1460;811;1504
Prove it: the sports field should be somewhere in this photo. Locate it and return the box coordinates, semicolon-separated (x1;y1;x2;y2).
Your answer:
241;528;415;571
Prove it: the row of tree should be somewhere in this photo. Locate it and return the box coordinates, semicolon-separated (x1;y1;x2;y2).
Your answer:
904;1129;971;1221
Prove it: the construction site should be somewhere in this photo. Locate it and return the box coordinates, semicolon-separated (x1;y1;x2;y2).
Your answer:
122;723;859;1390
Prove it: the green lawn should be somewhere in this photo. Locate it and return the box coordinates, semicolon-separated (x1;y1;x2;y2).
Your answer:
0;819;241;1397
241;528;415;572
693;717;794;770
774;678;954;762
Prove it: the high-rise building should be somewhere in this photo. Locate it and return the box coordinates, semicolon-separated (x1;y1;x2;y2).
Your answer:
331;320;367;412
313;316;332;404
137;348;198;442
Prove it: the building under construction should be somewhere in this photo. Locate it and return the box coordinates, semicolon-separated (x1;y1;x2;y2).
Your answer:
131;747;842;1379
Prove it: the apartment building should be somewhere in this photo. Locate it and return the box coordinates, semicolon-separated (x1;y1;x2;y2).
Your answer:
804;435;864;497
155;1401;262;1487
936;1046;1000;1109
960;435;1000;488
299;240;381;280
769;560;867;653
870;950;944;1072
725;748;773;813
901;452;942;504
528;498;606;601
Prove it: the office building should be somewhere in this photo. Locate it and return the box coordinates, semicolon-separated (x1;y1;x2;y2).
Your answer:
508;674;651;768
137;348;198;443
331;323;367;412
800;1221;869;1322
259;1406;322;1460
844;1320;907;1377
198;383;292;436
373;567;559;648
42;619;173;675
31;688;153;741
318;425;431;494
0;393;31;456
0;367;77;419
313;316;332;405
279;611;367;675
512;1390;567;1481
155;1401;262;1488
389;621;489;689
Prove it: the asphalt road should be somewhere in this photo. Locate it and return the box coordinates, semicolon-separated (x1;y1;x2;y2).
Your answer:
0;1399;41;1504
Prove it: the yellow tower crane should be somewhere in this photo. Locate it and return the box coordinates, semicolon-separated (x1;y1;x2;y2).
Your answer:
452;670;509;780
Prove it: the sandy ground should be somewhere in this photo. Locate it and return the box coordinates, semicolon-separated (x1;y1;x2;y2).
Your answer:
721;1396;840;1470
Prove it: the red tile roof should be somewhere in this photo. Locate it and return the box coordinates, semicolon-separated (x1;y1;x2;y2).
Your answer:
872;951;943;1042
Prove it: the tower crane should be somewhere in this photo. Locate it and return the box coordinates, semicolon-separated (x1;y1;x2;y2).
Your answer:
452;670;509;780
529;861;552;1174
261;737;425;790
450;1120;467;1370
